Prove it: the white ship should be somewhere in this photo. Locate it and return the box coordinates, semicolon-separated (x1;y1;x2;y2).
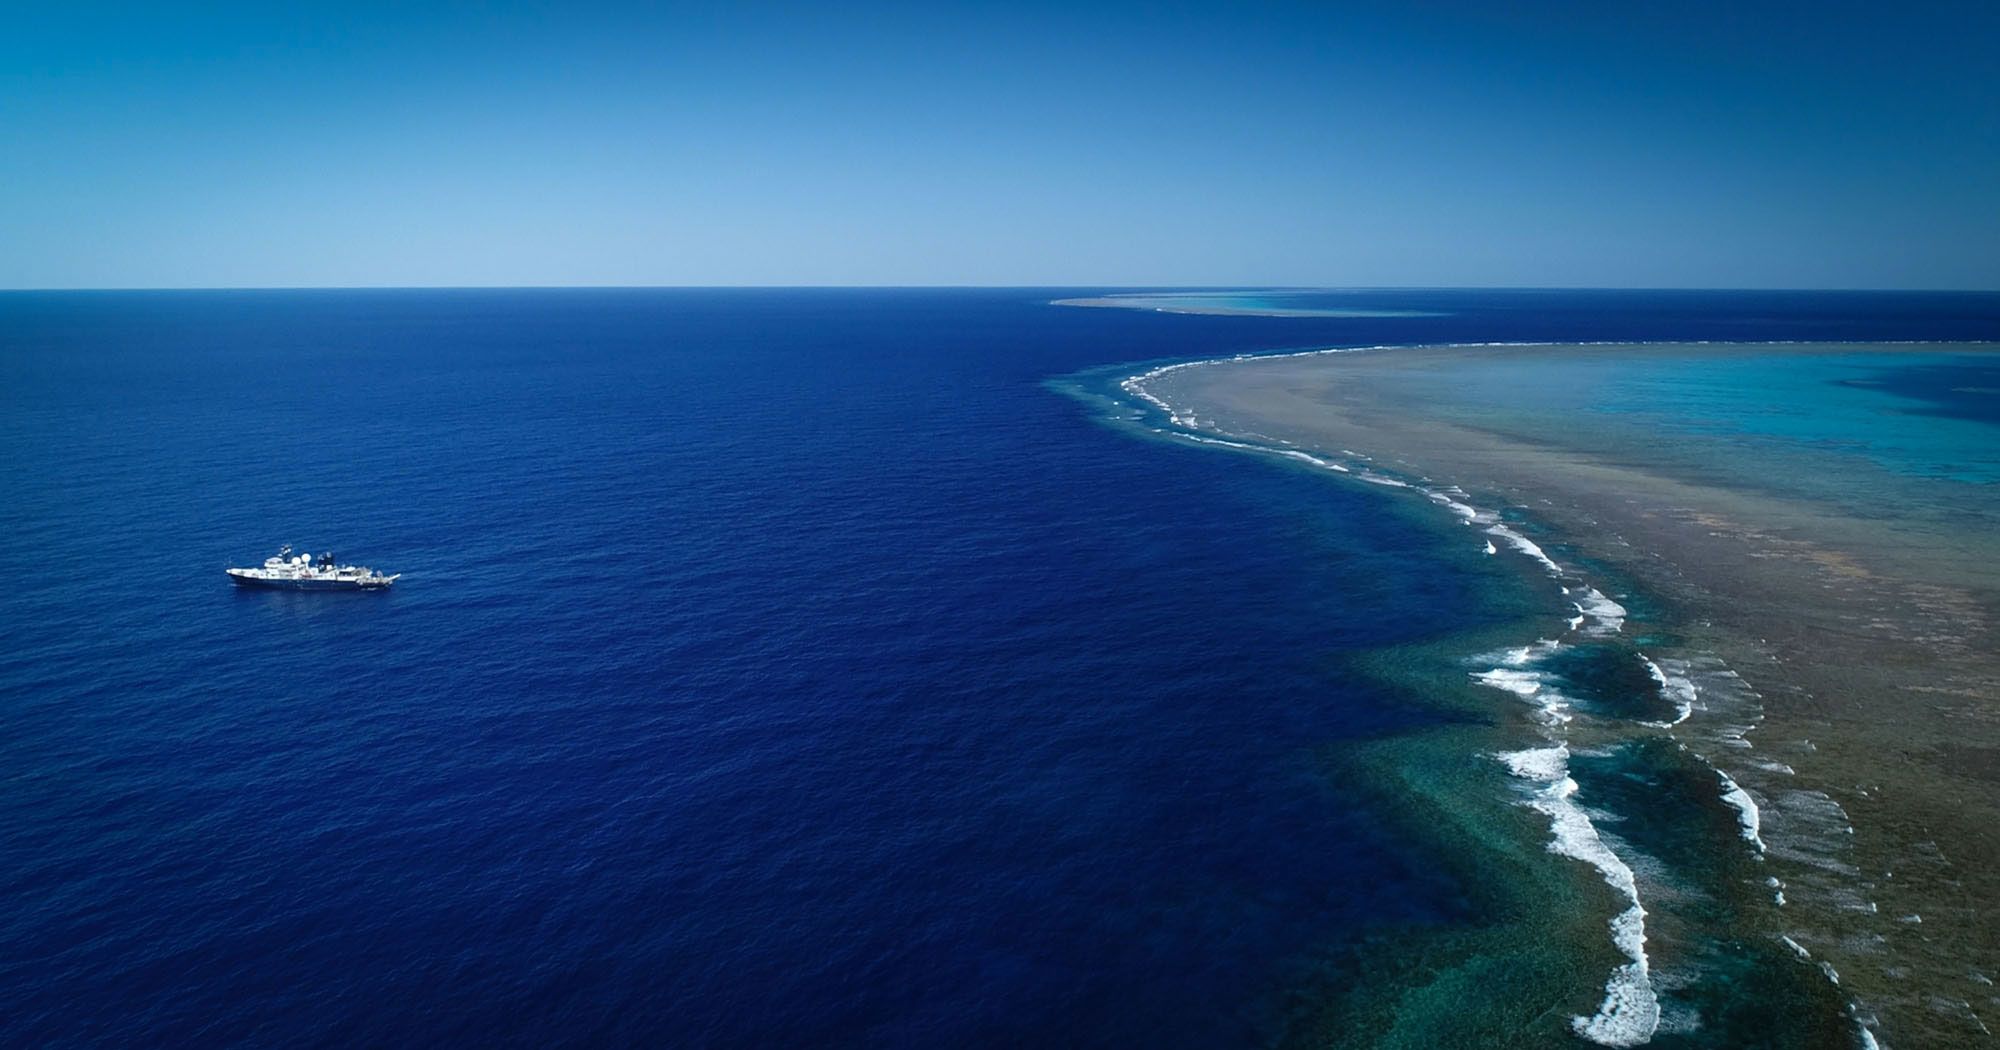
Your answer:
227;546;399;590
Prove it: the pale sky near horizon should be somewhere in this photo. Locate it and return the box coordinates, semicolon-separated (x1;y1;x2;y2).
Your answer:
4;1;1997;290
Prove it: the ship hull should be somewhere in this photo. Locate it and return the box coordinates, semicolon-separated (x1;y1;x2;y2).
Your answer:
227;571;391;591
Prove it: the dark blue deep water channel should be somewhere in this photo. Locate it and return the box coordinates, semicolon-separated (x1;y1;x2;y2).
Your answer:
2;289;1995;1047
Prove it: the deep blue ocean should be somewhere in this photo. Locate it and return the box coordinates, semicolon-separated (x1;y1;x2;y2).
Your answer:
3;289;1997;1048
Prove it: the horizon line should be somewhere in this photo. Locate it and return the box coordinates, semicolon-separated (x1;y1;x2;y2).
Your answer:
4;284;1999;295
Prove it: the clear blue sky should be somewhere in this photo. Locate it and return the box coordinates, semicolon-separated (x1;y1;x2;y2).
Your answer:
4;1;1996;289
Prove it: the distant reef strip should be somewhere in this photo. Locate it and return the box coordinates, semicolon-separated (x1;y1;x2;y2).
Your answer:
1052;291;1442;319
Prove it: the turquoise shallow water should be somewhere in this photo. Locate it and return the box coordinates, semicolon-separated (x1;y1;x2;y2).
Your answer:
1339;344;2000;569
1432;345;2000;485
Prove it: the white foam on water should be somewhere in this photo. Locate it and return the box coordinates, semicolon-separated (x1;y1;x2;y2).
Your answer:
1573;588;1628;636
1639;656;1696;727
1487;524;1565;577
1426;489;1499;527
1714;769;1767;852
1765;788;1860;880
1684;665;1765;753
1277;449;1350;473
1497;744;1569;782
1574;909;1658;1048
1676;661;1886;996
1496;745;1659;1047
1130;367;1621;664
1273;447;1350;472
1472;664;1573;725
1473;668;1544;698
1118;362;1202;428
1164;430;1362;479
1490;640;1561;667
1428;493;1468;515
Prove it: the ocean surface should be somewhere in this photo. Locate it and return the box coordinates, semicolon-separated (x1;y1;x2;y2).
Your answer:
3;289;1998;1048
